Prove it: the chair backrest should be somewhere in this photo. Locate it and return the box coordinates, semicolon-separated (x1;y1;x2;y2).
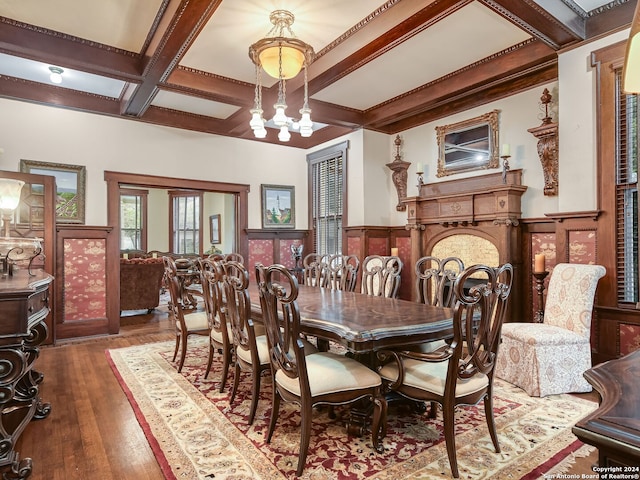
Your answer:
255;264;309;394
449;263;513;384
223;261;258;361
198;258;227;334
544;263;606;337
361;255;402;298
415;256;465;307
162;256;186;327
325;254;360;292
208;252;244;264
302;253;329;287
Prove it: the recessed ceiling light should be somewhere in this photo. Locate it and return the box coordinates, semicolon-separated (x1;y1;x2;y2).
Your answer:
48;66;63;84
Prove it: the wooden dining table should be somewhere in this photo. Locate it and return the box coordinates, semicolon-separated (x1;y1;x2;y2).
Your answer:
248;283;455;353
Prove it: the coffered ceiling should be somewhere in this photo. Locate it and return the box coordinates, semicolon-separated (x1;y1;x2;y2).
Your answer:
0;0;634;148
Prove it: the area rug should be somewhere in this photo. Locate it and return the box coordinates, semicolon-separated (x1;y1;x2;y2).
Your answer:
106;337;597;480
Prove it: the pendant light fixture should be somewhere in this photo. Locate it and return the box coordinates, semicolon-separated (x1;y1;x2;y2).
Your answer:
248;10;315;141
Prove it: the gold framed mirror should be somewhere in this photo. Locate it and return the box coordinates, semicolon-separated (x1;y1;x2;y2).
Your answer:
436;109;500;177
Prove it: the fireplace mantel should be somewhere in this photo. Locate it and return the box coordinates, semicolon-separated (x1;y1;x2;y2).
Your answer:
403;169;527;227
401;169;527;317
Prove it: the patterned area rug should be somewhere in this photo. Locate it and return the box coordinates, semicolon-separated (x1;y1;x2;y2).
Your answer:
106;337;597;480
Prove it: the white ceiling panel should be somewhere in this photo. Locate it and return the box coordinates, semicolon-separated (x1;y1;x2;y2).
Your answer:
0;0;162;52
312;2;531;111
0;53;125;98
151;90;240;119
180;0;389;84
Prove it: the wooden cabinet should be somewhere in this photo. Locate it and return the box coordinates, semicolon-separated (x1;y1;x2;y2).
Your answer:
0;269;52;479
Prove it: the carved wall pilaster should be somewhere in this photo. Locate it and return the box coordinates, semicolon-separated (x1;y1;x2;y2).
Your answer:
528;122;559;196
386;135;410;211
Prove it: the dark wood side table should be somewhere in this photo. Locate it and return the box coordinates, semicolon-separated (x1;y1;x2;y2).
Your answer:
572;350;640;468
0;269;52;479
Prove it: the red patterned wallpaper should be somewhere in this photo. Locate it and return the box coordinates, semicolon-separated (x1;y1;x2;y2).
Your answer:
63;238;107;321
248;239;274;273
278;239;300;269
620;323;640;355
368;237;388;256
568;230;597;264
396;236;412;300
531;233;557;318
347;237;361;258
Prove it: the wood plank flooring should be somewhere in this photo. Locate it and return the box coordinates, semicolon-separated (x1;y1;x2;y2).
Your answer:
14;307;599;479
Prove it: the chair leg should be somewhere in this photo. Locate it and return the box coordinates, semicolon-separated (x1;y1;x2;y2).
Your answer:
370;394;387;451
442;402;459;478
266;390;281;443
172;335;180;361
248;368;262;425
296;401;313;477
204;342;214;379
177;334;188;373
219;346;232;393
230;362;241;404
484;394;501;452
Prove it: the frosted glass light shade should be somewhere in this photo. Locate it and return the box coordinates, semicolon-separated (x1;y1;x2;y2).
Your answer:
273;104;288;126
259;46;304;79
249;110;264;130
278;126;291;142
0;179;24;210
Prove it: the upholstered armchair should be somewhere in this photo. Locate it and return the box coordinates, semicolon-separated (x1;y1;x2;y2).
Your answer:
495;263;606;397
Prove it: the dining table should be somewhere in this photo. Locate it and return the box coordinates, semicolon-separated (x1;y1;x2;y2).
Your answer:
247;282;455;435
248;283;455;353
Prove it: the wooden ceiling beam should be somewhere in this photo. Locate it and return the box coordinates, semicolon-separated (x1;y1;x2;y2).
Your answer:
120;0;223;117
0;17;142;81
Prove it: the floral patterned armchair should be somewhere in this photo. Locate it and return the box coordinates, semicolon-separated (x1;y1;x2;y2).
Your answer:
495;263;606;397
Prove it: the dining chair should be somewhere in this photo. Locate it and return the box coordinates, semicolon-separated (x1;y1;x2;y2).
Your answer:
378;263;513;478
255;263;387;477
325;253;360;292
495;263;606;397
163;256;210;373
209;252;244;264
301;253;329;287
223;260;271;424
415;256;465;307
198;258;234;391
361;255;402;298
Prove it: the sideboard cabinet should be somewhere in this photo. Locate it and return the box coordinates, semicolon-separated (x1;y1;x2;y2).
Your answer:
0;269;52;479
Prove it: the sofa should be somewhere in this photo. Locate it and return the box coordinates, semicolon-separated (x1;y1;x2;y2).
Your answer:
120;256;166;312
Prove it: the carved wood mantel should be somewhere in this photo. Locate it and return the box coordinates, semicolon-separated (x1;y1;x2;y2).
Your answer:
401;169;527;317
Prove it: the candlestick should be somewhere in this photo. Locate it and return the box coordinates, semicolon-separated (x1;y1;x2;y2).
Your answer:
534;253;546;273
501;154;511;184
533;271;550;322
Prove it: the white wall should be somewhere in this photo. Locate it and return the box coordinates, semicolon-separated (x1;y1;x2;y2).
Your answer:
0;98;309;229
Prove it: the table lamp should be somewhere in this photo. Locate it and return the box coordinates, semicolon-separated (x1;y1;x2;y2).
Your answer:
0;178;24;238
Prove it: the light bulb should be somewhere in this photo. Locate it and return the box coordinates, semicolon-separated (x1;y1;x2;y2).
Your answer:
49;66;63;84
278;126;291;142
249;109;264;130
273;104;288;126
254;126;267;139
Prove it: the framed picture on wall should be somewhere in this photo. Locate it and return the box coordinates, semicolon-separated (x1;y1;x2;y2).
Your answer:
19;159;86;224
261;184;295;229
210;214;221;244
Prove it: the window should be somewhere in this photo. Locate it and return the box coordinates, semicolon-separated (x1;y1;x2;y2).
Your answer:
307;141;348;255
120;188;147;250
616;69;639;305
170;191;203;254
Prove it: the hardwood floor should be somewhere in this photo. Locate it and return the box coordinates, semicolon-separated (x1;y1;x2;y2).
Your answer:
14;307;599;479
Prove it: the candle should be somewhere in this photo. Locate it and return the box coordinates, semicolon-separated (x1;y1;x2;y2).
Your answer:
501;143;510;156
534;253;546;273
391;247;399;257
415;162;424;174
123;253;129;259
152;252;158;258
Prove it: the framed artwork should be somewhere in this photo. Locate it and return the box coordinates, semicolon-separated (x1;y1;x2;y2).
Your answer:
19;160;86;224
261;184;295;229
210;214;221;244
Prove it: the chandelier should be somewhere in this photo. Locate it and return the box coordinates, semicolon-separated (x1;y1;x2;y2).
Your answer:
248;10;315;141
